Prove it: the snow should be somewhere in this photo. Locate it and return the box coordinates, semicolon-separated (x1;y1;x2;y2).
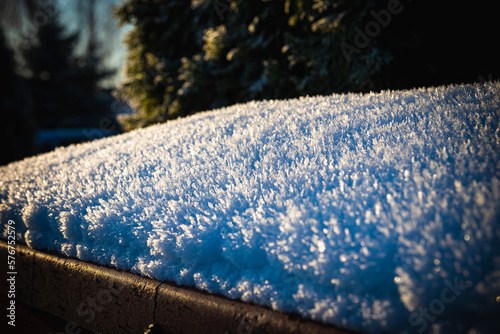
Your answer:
1;82;500;333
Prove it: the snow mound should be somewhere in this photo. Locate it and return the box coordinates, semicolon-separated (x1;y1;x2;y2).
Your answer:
1;82;500;333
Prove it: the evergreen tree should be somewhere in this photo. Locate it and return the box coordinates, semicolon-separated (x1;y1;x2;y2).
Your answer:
0;26;37;165
115;1;203;129
115;0;394;129
115;0;499;131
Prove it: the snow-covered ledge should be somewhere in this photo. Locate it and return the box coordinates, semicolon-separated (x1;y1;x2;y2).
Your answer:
1;82;500;333
0;240;352;333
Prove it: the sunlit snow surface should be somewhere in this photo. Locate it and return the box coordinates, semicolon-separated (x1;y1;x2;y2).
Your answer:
1;83;500;333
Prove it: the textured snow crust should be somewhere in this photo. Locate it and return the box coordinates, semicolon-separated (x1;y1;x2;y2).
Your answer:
1;82;500;333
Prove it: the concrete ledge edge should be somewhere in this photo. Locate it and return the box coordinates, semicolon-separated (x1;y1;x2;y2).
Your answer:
0;240;356;334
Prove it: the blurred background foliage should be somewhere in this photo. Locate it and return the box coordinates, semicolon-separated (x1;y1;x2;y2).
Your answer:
0;0;123;166
22;14;114;129
115;0;499;130
1;0;498;165
0;25;37;165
